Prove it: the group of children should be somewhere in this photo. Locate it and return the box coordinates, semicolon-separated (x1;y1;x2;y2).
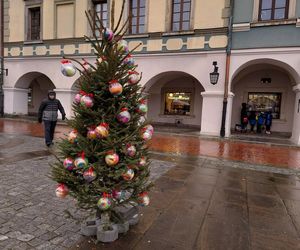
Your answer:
240;103;273;134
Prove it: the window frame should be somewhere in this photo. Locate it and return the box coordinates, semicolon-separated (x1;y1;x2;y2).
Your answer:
171;0;191;32
164;92;192;116
258;0;289;21
93;0;109;32
128;0;146;34
247;92;282;119
25;5;42;42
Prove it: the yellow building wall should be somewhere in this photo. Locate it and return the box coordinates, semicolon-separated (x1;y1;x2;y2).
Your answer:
194;0;226;29
148;0;167;32
43;0;54;40
75;0;89;37
9;0;24;42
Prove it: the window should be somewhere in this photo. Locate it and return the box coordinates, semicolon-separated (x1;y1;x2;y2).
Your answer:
259;0;289;21
93;0;108;35
28;88;33;106
165;92;191;115
247;92;281;119
27;7;41;40
129;0;146;34
171;0;191;31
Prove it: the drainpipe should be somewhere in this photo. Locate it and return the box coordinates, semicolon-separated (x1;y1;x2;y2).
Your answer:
220;0;234;137
0;0;4;117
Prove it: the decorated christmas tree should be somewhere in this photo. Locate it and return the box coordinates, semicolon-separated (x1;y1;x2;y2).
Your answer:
52;1;153;242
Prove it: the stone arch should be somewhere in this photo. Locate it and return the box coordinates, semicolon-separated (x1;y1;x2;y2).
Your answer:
144;71;205;129
14;72;56;115
230;59;299;137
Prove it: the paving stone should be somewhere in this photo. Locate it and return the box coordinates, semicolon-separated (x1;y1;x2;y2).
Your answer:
17;233;35;242
0;235;8;241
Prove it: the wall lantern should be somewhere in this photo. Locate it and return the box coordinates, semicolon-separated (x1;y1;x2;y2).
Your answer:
0;68;8;76
210;61;219;85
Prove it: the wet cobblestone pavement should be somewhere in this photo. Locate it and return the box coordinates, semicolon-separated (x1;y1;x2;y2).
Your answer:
1;119;300;249
1;119;300;170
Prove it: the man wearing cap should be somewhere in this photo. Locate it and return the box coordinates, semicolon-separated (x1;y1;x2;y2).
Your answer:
38;90;66;147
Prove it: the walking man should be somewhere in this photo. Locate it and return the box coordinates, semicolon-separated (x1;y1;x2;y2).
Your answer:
38;90;66;147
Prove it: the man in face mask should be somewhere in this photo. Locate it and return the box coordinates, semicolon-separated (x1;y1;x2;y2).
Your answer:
38;90;66;147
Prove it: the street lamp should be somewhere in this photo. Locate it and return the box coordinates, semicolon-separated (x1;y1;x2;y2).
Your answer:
210;61;219;85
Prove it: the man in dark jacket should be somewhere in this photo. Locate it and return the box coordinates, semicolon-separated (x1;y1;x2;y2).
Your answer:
38;90;66;147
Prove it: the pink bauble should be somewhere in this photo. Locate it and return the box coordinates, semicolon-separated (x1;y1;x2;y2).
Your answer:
141;130;152;141
63;157;74;171
55;184;69;198
105;152;119;166
117;109;131;123
74;94;82;104
80;95;94;108
109;82;123;95
128;73;139;85
126;144;136;157
83;167;97;183
103;28;114;42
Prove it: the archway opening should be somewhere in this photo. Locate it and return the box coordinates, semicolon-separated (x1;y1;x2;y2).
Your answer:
15;72;56;116
231;61;297;138
145;71;205;132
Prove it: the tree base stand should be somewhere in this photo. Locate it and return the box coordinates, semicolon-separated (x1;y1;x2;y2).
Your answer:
97;224;119;243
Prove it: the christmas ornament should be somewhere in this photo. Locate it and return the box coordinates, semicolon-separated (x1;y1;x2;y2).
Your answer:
139;156;147;167
117;108;131;124
87;129;97;140
118;40;128;53
105;152;119;166
138;192;150;206
80;95;94;108
82;60;92;72
83;167;97;183
61;59;76;77
112;190;126;201
74;154;88;168
109;80;123;95
138;100;148;114
122;168;134;181
55;184;69;198
124;55;135;66
128;71;139;85
95;123;109;138
103;28;114;42
74;93;82;104
144;124;154;134
126;144;136;157
63;157;74;171
67;130;78;144
97;195;112;210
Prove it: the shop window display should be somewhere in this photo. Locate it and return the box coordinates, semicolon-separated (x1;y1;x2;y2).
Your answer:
247;92;281;119
164;92;191;115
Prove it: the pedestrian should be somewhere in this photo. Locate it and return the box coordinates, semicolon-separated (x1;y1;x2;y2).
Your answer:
265;111;273;135
38;90;66;147
249;110;256;132
240;103;248;132
256;112;264;134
